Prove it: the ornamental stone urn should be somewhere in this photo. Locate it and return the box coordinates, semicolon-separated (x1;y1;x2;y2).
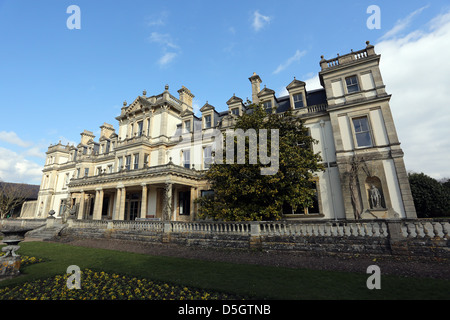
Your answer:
0;227;36;279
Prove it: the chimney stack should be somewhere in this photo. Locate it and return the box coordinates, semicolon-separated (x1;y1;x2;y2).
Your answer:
178;86;195;111
248;72;262;104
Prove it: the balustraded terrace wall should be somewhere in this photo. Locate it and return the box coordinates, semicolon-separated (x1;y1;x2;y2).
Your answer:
58;218;450;258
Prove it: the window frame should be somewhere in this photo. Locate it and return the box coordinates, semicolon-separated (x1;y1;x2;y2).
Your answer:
118;157;123;171
179;191;191;215
263;100;272;111
351;115;374;148
345;75;360;94
184;120;191;133
293;93;304;109
137;121;144;137
203;145;213;169
182;149;191;169
204;115;212;129
133;153;139;170
125;155;131;170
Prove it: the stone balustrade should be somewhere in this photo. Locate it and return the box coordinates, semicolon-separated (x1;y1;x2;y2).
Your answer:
170;221;251;234
66;218;449;241
258;220;389;238
306;104;328;113
400;219;450;239
3;217;447;258
320;42;376;71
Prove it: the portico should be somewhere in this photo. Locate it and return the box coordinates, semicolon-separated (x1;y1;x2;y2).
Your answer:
69;163;204;222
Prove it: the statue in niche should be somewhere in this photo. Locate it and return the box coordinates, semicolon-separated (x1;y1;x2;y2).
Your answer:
369;184;383;209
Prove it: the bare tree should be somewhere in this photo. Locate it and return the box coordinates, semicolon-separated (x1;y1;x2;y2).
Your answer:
0;179;36;219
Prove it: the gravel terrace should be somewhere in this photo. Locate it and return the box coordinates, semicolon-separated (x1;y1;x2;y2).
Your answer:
52;237;450;280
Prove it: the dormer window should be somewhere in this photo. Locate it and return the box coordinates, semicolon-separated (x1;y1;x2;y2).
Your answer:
293;94;304;109
263;101;272;111
204;115;212;128
231;108;239;116
184;120;191;133
346;76;360;93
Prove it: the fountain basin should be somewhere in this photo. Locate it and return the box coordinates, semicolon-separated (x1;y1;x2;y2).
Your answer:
0;226;41;279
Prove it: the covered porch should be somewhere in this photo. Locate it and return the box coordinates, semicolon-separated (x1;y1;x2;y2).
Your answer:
67;163;206;222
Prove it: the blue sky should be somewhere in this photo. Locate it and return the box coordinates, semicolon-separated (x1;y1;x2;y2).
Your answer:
1;0;450;184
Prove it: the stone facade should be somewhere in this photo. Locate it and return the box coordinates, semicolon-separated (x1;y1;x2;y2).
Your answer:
25;41;416;222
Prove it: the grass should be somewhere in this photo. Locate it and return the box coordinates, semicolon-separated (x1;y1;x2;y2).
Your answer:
1;241;449;300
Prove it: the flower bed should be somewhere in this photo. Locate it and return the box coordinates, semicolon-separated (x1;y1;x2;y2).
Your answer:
0;253;44;267
0;268;245;300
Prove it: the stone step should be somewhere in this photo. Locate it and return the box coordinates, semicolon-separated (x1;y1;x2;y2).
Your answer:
26;225;67;240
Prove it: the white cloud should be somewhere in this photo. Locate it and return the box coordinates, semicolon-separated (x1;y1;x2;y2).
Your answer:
304;74;322;91
277;86;288;97
0;147;43;184
0;131;32;148
147;10;169;27
252;10;271;32
379;5;429;41
149;32;178;49
273;50;306;74
158;52;177;66
376;9;450;179
23;146;46;159
192;98;201;116
149;32;180;67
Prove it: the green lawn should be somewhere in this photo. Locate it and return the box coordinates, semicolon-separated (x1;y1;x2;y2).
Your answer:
1;241;449;300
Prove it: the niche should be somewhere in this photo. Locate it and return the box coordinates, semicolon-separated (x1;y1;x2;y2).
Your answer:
365;176;385;210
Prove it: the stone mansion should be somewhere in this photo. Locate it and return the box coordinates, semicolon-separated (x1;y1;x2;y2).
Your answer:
22;41;416;222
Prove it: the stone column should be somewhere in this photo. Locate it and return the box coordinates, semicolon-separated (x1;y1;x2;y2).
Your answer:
113;187;122;220
140;183;148;219
93;188;104;220
190;187;196;220
77;191;85;220
119;187;126;220
163;183;172;221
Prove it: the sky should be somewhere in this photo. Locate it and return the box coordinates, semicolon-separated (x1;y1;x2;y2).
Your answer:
0;0;449;185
